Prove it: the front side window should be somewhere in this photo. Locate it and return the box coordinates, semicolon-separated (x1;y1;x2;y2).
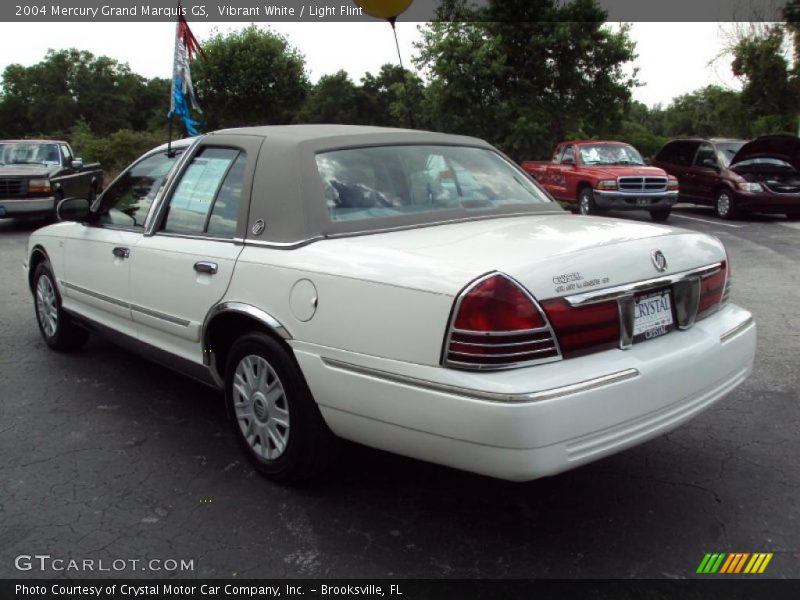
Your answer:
163;147;245;237
694;143;716;167
97;150;182;229
61;145;73;165
579;143;644;166
560;146;576;164
316;145;551;223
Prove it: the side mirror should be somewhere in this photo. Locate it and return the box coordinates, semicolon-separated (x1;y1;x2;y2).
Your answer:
643;157;652;166
56;197;91;222
702;158;718;169
71;159;84;170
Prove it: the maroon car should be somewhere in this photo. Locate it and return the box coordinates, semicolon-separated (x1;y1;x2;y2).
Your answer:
652;135;800;220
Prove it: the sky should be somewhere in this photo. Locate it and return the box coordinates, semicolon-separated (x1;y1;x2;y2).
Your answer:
0;21;741;108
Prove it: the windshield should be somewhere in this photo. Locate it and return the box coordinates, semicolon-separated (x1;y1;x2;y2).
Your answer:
315;145;551;223
579;143;644;166
716;142;746;167
0;142;61;166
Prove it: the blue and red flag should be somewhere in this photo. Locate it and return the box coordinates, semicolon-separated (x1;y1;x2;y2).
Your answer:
168;10;206;135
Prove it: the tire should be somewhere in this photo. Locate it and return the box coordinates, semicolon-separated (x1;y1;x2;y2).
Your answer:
715;189;739;220
650;208;671;222
33;262;90;351
577;186;599;216
225;332;338;483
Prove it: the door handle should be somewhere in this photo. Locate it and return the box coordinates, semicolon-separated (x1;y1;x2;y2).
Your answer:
112;247;129;259
194;261;218;275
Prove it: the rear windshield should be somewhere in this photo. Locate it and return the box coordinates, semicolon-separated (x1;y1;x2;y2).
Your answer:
315;145;551;222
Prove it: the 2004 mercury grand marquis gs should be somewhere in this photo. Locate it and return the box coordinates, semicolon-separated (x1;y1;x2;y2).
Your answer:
25;125;756;482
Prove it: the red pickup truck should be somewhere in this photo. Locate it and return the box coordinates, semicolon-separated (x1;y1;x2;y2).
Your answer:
522;141;679;221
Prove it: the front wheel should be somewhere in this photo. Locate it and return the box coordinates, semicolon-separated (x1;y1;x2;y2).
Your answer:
225;332;338;483
715;189;739;220
33;262;90;351
578;187;599;216
650;208;671;222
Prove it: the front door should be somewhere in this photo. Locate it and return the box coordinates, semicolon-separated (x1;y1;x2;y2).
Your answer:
129;137;259;364
61;147;183;337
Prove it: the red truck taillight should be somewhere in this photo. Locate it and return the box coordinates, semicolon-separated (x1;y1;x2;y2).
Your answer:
442;274;561;370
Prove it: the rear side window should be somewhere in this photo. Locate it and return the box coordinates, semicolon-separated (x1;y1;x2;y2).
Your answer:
163;147;245;237
657;141;701;166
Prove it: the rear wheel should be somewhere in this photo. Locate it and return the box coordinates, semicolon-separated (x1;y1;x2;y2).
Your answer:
33;262;90;351
225;332;338;483
578;186;599;216
715;189;739;220
650;208;671;222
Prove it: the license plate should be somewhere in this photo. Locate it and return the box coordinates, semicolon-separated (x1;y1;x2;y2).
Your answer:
633;290;674;343
637;198;650;206
0;206;5;217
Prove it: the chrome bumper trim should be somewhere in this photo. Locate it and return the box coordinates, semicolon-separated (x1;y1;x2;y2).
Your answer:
322;357;639;404
720;316;755;344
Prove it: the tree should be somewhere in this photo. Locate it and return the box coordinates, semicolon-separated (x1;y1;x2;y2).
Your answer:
192;26;309;128
0;49;164;138
415;0;638;161
731;25;797;134
297;70;366;124
360;64;426;128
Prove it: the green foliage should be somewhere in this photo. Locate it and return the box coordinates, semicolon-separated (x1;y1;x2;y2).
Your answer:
0;49;165;138
414;1;639;161
297;70;364;124
70;120;168;174
192;25;309;129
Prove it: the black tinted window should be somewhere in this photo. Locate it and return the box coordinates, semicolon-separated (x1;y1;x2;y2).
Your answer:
657;141;700;166
561;146;575;164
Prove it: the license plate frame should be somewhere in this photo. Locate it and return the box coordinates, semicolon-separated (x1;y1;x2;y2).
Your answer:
633;289;675;344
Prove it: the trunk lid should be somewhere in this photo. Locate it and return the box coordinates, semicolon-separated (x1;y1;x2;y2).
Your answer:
313;214;726;299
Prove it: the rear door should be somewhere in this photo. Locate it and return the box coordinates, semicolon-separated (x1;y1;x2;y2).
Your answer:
655;141;701;201
128;135;261;364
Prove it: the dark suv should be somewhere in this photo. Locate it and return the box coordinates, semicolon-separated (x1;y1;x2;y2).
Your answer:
652;136;800;220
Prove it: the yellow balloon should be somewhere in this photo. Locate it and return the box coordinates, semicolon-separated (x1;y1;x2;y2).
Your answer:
352;0;414;20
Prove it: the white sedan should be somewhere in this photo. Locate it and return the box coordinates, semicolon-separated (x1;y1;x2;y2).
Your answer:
25;125;756;482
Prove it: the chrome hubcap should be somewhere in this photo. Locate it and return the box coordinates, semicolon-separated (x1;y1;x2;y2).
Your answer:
35;275;58;338
580;195;590;214
232;355;290;460
718;194;730;216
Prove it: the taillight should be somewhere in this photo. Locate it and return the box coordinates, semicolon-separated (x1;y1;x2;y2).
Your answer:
443;273;561;370
697;261;728;319
540;298;621;358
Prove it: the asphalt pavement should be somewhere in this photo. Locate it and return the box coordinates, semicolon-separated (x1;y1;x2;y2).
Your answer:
0;205;798;579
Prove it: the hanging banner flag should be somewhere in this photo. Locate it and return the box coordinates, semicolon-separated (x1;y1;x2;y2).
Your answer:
168;10;206;136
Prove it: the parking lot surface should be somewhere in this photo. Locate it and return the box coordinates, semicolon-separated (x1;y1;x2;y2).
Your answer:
1;206;798;578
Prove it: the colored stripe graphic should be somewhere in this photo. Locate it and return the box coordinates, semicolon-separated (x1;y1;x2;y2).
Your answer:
699;552;773;574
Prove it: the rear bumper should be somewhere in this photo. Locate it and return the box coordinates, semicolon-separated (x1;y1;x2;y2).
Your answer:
594;190;678;211
0;196;56;217
292;303;755;481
